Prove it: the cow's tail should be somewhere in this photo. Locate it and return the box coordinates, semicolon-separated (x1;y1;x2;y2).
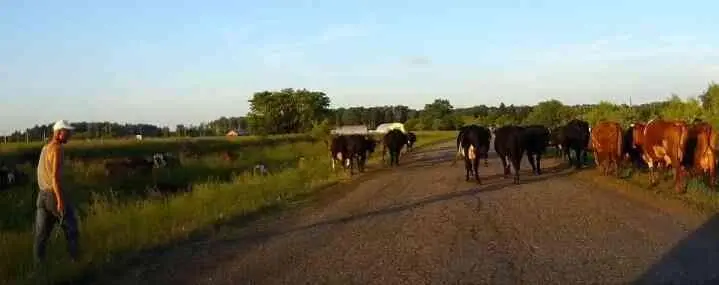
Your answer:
451;136;462;166
710;127;719;153
452;144;463;166
381;144;386;163
677;124;689;165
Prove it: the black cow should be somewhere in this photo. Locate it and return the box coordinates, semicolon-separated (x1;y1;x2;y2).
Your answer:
621;125;646;169
522;125;551;175
561;119;591;169
453;125;491;167
345;135;377;174
329;135;350;171
382;129;408;167
494;125;525;184
458;125;491;183
406;132;417;152
549;126;569;159
453;126;471;166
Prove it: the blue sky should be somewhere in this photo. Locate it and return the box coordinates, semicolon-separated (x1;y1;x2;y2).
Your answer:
1;0;718;133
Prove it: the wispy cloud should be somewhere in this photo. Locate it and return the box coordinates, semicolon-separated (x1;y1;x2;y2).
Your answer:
404;56;432;66
255;21;374;71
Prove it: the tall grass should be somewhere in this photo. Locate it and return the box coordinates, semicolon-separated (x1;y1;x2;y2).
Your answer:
0;131;456;285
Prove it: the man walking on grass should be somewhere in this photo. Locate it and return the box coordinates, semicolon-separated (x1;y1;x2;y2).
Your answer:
34;120;80;265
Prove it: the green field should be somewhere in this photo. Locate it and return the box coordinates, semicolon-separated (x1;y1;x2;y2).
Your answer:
0;131;456;285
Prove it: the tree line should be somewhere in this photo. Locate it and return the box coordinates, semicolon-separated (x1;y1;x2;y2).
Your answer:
4;83;718;142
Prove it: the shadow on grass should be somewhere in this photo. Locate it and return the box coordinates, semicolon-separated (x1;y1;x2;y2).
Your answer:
632;214;719;284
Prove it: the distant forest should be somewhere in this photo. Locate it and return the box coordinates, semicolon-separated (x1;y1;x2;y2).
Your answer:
4;84;719;143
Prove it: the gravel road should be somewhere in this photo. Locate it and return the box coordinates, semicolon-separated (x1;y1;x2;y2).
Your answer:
88;140;719;285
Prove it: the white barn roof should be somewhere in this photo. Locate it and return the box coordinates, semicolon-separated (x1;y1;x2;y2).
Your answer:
374;122;406;134
331;125;369;135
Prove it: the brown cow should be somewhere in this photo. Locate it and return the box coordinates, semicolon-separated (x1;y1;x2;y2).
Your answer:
590;121;623;176
640;119;690;193
686;122;718;187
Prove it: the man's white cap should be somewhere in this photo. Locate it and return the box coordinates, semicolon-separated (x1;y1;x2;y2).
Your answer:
52;120;74;131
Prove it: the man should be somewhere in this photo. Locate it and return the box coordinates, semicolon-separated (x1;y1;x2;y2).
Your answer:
34;120;79;264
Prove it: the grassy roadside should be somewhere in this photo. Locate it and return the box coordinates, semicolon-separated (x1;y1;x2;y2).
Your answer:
576;167;719;215
1;131;456;285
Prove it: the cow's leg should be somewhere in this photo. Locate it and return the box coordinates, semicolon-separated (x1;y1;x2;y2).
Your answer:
536;153;543;175
464;157;472;181
381;146;386;165
511;156;522;184
574;147;583;169
645;158;657;186
358;154;366;172
395;150;401;166
526;152;536;174
709;166;716;188
499;155;509;177
348;156;355;175
473;157;481;184
675;165;687;193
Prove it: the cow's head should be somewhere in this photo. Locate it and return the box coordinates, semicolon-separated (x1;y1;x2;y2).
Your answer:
152;153;167;168
6;171;15;184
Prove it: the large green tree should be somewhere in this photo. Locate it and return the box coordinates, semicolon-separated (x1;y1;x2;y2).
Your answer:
247;88;331;134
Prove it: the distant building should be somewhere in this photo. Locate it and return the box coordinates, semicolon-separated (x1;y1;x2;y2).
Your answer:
374;122;406;134
226;128;249;136
330;125;369;135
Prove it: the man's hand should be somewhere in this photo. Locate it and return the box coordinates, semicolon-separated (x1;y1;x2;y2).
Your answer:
56;198;65;216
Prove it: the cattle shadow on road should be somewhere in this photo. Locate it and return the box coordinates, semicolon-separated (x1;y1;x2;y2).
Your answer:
632;214;719;284
206;163;577;248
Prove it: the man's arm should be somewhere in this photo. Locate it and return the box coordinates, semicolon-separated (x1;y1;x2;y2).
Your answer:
50;145;64;214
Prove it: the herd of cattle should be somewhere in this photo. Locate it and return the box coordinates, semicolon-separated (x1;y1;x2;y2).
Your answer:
2;121;716;194
455;118;718;193
328;129;417;174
